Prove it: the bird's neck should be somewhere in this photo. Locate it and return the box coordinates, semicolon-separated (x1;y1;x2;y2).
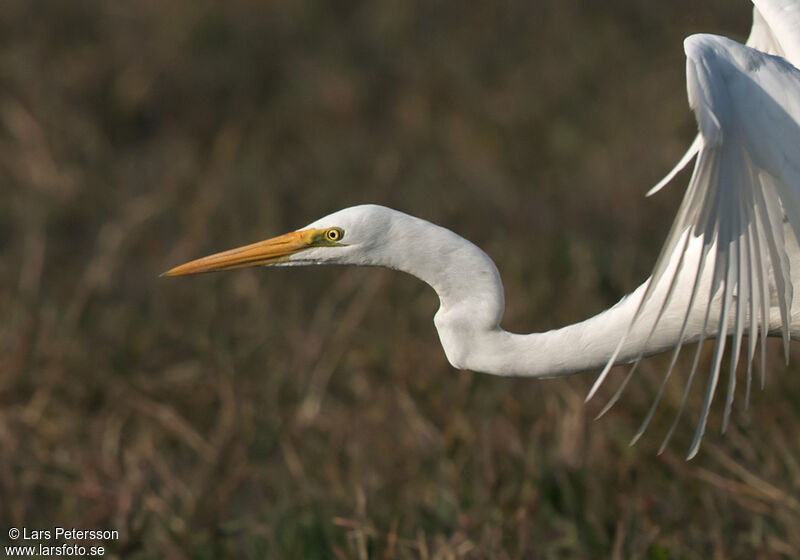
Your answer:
434;283;652;379
391;215;700;378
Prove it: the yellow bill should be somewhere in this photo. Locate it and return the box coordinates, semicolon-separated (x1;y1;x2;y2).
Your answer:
163;229;320;277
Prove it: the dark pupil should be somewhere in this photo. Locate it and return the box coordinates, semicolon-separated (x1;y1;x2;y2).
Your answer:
329;230;337;239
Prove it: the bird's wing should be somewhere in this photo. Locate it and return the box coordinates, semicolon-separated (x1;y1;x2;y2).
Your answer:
750;0;800;62
747;4;786;58
647;0;800;197
591;34;800;458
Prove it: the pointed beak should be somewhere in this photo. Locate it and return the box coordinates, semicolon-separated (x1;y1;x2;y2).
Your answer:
163;229;316;277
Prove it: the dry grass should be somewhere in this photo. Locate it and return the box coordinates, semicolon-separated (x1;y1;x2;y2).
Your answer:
1;0;799;558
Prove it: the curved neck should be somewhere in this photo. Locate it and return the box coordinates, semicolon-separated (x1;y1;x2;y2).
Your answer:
435;283;655;378
384;213;709;378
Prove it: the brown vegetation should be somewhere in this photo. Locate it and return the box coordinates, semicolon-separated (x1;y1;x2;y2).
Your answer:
1;0;798;557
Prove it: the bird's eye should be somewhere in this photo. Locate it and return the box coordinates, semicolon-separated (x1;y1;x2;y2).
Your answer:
325;228;343;242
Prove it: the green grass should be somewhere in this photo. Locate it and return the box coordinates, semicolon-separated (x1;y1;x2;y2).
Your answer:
1;0;799;558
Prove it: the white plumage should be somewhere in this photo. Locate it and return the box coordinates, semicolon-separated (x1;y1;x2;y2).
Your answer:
167;1;800;459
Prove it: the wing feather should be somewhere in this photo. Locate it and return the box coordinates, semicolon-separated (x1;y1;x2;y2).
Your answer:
647;0;800;198
751;0;800;62
596;34;800;457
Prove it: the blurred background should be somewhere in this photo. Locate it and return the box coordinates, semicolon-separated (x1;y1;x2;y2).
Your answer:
1;0;799;558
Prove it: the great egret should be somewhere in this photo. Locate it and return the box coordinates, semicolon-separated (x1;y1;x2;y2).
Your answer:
166;1;800;458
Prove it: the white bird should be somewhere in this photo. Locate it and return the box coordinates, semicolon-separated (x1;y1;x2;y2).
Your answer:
166;1;800;459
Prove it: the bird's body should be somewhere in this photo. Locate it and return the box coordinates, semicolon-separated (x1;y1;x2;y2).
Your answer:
167;2;800;457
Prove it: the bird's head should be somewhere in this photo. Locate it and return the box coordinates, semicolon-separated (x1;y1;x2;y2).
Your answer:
163;204;401;276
